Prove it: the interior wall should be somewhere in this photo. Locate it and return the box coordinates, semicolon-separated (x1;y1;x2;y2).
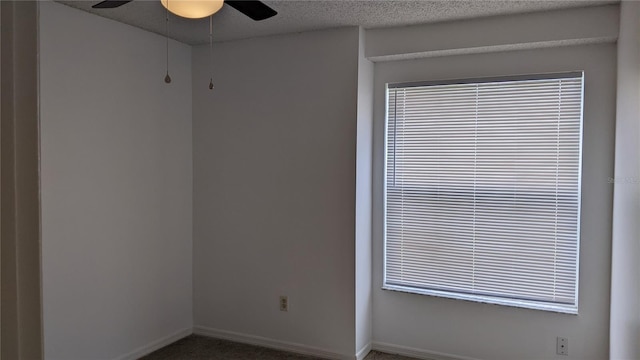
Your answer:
609;1;640;359
365;4;618;61
39;2;193;359
371;44;616;360
1;1;42;359
192;27;361;358
34;3;625;360
355;27;374;358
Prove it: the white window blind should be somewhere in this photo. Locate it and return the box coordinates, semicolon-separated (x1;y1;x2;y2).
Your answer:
384;73;583;313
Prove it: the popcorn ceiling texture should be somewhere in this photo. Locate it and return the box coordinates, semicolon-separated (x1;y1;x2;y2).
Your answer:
56;0;613;45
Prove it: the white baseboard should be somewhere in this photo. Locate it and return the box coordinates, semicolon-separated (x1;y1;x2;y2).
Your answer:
355;342;372;360
114;327;192;360
109;325;480;360
193;325;356;360
372;341;481;360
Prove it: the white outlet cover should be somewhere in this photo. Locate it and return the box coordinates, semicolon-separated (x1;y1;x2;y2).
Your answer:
557;337;568;356
279;296;288;312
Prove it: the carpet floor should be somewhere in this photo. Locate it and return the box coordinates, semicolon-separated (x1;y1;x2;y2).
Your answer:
141;335;417;360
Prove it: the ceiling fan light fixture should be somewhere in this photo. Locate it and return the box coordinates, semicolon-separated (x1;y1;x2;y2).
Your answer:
160;0;224;19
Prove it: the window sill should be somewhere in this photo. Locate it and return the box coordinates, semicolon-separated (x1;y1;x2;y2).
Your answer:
382;284;578;315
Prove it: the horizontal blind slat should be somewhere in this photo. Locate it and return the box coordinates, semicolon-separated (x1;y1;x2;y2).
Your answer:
385;75;582;307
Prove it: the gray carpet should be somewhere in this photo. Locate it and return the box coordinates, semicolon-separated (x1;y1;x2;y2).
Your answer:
141;335;417;360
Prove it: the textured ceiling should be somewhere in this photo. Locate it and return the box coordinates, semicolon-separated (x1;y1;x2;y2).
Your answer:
56;0;614;45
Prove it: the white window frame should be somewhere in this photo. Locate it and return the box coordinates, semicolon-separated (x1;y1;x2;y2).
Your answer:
382;72;584;314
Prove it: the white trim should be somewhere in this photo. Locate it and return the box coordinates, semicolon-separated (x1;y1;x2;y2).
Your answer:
114;327;192;360
381;285;578;315
193;325;356;360
356;342;372;360
372;341;482;360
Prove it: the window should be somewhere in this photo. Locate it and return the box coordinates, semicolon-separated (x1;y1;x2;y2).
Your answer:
384;73;583;313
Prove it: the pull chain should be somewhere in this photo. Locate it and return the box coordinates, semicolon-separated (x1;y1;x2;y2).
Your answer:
164;0;172;84
208;15;214;90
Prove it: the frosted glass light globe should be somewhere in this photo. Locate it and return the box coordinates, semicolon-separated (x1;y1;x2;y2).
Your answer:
161;0;224;19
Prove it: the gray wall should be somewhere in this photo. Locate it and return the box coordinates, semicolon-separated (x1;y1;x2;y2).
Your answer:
372;44;616;360
1;1;42;359
39;2;193;359
355;27;374;357
35;2;626;359
610;1;640;359
192;27;361;358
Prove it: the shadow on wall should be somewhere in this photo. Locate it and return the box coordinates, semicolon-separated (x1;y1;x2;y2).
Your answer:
0;1;43;359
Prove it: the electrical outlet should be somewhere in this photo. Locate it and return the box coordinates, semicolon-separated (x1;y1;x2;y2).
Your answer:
279;296;288;312
557;337;568;356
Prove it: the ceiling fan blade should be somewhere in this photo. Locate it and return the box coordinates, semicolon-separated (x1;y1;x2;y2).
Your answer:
92;0;133;9
225;1;277;21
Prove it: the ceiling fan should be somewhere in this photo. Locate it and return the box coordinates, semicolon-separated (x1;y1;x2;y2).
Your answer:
91;0;277;21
